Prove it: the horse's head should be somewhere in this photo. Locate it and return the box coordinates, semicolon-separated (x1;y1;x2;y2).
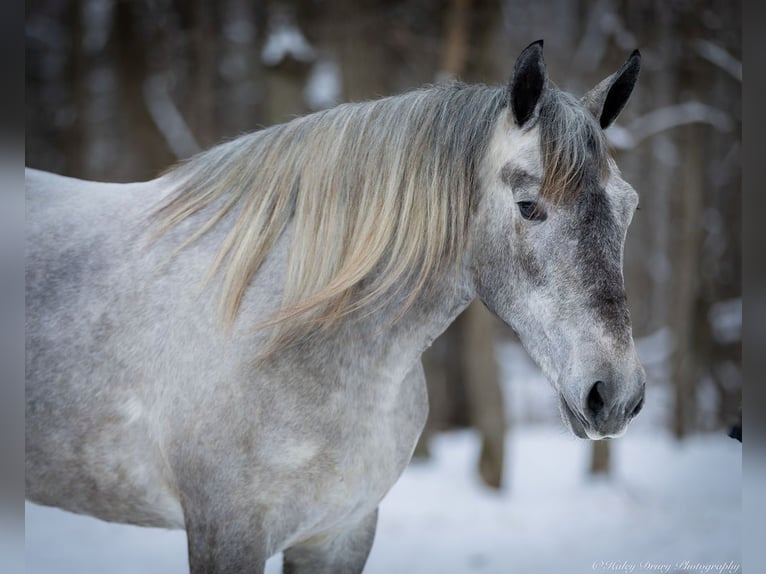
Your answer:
473;41;645;439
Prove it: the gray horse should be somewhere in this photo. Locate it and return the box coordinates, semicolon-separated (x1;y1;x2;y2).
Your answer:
26;41;645;573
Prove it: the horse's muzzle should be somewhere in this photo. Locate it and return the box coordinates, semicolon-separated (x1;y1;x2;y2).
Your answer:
559;379;645;440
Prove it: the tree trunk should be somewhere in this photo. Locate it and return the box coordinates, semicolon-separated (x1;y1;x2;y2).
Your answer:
589;439;611;475
463;302;506;489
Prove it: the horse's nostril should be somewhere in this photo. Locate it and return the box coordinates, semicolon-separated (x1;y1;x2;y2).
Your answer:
587;381;606;417
630;395;644;418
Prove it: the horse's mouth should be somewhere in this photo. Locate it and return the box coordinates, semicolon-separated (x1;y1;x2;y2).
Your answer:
559;396;589;439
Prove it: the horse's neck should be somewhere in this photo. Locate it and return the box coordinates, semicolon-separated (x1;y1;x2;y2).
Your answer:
286;262;477;384
161;195;477;382
378;269;476;372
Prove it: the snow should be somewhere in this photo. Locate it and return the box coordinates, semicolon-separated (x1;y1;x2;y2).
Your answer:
708;298;742;345
368;429;740;574
694;40;742;82
25;428;740;574
260;11;315;66
305;58;342;111
606;102;733;151
143;75;201;159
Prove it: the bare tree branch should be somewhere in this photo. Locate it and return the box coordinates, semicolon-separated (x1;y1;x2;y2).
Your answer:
143;75;201;160
572;0;610;72
607;101;733;150
695;39;741;82
573;0;636;73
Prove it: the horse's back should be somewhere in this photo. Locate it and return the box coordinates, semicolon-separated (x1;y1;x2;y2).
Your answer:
26;168;156;384
26;168;145;385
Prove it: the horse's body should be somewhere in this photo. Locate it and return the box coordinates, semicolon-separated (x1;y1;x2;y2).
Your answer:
26;168;441;554
26;42;646;572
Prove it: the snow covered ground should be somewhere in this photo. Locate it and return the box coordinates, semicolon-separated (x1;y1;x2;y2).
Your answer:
26;426;740;574
368;428;740;574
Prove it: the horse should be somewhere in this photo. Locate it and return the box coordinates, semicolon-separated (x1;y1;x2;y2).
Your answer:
26;41;646;573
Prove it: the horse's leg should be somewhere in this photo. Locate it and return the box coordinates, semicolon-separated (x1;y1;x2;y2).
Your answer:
184;507;267;574
283;508;378;574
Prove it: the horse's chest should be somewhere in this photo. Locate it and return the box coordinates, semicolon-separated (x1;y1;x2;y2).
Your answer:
272;365;428;545
352;366;427;472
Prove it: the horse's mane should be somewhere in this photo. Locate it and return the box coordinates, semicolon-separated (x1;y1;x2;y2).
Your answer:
153;82;606;350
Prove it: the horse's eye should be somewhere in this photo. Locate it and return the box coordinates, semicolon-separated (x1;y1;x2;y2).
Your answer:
517;201;546;221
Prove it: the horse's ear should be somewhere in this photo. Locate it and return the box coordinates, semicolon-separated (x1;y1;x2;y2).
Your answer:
508;40;546;128
582;50;641;130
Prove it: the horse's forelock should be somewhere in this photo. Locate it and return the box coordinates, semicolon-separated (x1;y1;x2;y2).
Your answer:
538;88;610;205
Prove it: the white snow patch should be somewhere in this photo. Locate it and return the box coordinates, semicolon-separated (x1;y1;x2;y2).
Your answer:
367;428;740;574
708;298;742;344
261;12;315;66
305;58;341;111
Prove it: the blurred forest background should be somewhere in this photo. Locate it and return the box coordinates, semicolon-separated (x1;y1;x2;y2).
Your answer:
25;0;741;488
